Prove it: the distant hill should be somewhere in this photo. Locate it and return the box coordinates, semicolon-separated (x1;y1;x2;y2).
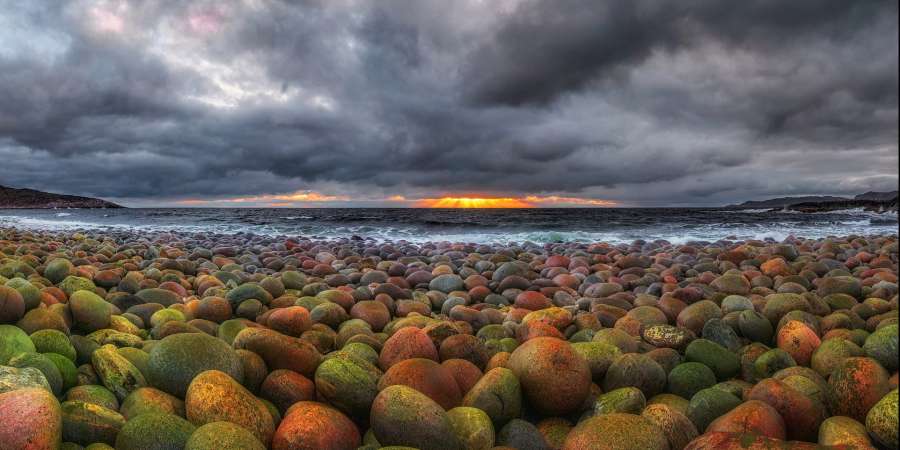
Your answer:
855;190;899;201
0;185;123;209
727;190;898;213
728;195;848;209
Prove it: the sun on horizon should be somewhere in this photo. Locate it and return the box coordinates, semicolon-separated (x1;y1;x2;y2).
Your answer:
415;197;534;208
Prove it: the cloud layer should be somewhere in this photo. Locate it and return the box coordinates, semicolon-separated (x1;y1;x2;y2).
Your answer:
0;0;897;206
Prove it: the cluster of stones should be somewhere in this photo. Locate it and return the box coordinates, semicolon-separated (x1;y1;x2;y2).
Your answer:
0;226;897;450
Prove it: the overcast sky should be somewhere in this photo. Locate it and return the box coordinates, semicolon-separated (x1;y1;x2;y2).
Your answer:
0;0;897;207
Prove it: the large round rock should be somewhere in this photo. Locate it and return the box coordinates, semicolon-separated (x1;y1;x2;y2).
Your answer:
370;385;462;450
147;332;244;398
272;401;361;450
562;413;670;450
0;388;61;449
508;337;591;416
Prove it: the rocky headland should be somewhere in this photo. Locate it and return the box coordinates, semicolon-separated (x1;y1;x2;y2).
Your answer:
0;185;122;209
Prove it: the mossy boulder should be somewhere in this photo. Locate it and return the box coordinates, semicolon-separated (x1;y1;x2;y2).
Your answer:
91;344;147;401
0;364;51;393
562;413;670;450
147;332;244;398
572;341;621;381
686;387;742;432
0;323;36;364
45;352;78;391
866;388;898;450
593;387;646;415
226;283;273;307
7;351;64;395
185;369;275;445
667;362;717;400
0;388;62;450
232;327;321;378
370;385;462;450
60;400;126;446
272;401;361;450
59;276;96;298
70;290;111;332
818;415;872;448
136;288;182;307
828;357;891;422
603;353;667;398
45;258;75;284
31;329;77;362
446;406;494;450
5;278;42;310
186;421;266;450
65;385;119;411
684;339;740;380
508;337;591;416
461;367;522;425
120;387;184;419
864;324;898;372
313;353;381;418
115;412;197;450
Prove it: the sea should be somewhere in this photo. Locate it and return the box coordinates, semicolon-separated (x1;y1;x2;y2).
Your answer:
0;208;896;245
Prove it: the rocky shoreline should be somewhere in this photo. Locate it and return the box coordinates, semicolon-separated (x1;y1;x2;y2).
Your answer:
0;226;897;449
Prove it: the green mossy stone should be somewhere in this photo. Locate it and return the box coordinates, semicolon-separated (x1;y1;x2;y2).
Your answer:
147;332;244;398
818;415;872;448
667;362;717;400
864;324;898;372
60;400;126;446
811;338;865;377
69;290;111;332
70;335;101;365
866;388;898;450
684;339;740;380
185;421;266;450
59;277;96;298
225;283;273;307
31;329;77;362
280;271;307;290
314;353;381;418
65;385;119;411
0;324;37;364
91;344;147;401
135;288;182;307
216;319;247;345
5;278;42;310
738;309;774;344
370;385;462;450
7;351;64;395
120;387;185;420
149;309;186;328
562;413;670;450
115;412;197;450
572;341;622;382
45;258;75;284
185;370;275;445
593;387;646;415
686;387;742;433
17;307;70;335
602;353;667;398
0;365;52;393
116;347;150;379
44;352;78;391
648;393;690;416
753;348;797;380
461;367;523;425
446;406;495;450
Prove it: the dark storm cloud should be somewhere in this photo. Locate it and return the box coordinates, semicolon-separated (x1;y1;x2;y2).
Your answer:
0;0;896;206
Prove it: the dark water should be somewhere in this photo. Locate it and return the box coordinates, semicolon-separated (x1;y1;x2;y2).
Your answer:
0;207;896;244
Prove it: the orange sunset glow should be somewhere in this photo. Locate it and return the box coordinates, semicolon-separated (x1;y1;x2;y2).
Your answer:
416;197;534;208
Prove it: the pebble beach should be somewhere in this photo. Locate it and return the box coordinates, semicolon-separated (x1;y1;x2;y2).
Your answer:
0;225;897;450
